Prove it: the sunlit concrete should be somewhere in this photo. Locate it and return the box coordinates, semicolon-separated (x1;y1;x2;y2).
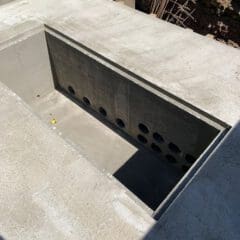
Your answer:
0;0;240;239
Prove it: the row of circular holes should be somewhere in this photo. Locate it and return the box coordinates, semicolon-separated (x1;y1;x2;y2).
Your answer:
137;123;196;166
68;86;195;172
137;134;192;173
68;85;126;127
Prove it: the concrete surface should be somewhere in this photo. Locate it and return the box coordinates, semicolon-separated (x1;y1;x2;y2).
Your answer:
32;0;240;126
0;24;226;214
46;29;222;162
0;0;13;5
0;0;240;239
0;0;239;126
0;26;183;212
144;121;240;240
0;28;53;102
115;0;135;8
0;81;155;239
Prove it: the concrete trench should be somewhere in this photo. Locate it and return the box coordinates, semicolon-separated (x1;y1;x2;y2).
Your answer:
0;26;227;218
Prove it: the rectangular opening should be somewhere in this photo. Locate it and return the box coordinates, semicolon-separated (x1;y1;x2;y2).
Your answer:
0;26;227;217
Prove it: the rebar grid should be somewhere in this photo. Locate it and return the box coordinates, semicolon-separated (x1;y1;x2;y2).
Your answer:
150;0;196;27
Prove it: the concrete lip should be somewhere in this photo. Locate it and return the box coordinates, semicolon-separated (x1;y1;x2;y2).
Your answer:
0;25;228;218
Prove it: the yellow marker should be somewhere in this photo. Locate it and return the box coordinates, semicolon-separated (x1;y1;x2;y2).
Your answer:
50;118;57;125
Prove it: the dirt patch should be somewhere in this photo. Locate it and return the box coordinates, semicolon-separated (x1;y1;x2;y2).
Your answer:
136;0;240;48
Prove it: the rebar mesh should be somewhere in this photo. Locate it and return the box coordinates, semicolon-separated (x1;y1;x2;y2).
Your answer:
150;0;197;27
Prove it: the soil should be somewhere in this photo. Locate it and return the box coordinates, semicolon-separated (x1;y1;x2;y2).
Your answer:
135;0;240;48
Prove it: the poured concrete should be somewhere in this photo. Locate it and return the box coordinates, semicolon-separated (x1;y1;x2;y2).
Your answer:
46;30;222;160
0;1;239;126
0;24;229;214
117;0;135;8
0;0;240;239
0;0;13;5
0;81;154;239
0;28;183;211
144;122;240;239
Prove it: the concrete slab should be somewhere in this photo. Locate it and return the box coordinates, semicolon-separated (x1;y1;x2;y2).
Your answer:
144;121;240;239
0;0;240;239
0;0;14;5
0;0;240;126
0;29;53;101
0;81;154;239
32;0;240;126
0;26;184;213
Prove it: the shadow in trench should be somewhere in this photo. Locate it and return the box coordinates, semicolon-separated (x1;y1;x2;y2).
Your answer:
114;149;182;211
50;71;184;213
52;79;184;212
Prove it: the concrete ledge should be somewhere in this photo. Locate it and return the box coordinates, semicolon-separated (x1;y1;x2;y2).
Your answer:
144;121;240;239
0;0;240;239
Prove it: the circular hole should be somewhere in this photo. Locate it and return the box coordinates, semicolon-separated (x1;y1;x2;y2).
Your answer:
99;107;107;117
185;154;196;164
68;85;75;95
166;154;177;163
137;134;148;144
116;118;125;128
168;142;181;154
138;123;149;134
182;165;190;173
153;132;164;143
151;143;161;153
82;97;91;106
